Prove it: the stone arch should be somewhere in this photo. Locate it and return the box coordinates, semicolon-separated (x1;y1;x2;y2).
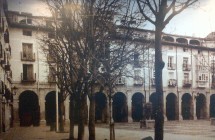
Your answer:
181;93;193;120
95;92;107;123
132;92;144;122
189;40;200;46
112;92;128;122
166;93;178;120
149;92;159;119
196;93;207;119
19;90;40;126
162;36;174;42
176;38;188;44
210;94;215;118
45;91;56;125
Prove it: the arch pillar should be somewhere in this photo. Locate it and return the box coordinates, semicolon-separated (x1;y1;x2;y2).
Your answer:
40;98;46;123
13;98;19;123
206;92;210;119
65;97;70;123
192;92;197;120
163;91;167;121
127;91;132;122
178;92;183;120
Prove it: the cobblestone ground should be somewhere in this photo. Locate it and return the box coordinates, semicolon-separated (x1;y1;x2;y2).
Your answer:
0;120;215;140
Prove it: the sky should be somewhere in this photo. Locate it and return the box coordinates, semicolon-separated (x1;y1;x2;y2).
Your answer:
7;0;215;38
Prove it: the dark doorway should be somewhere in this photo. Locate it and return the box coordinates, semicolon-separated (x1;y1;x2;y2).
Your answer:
166;93;177;120
45;91;56;125
210;94;215;118
19;91;40;126
112;92;128;122
196;93;206;119
182;93;193;120
149;92;159;119
95;92;107;123
132;92;144;122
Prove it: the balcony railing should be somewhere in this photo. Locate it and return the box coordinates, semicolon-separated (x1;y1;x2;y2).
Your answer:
151;78;155;86
168;79;177;87
48;74;56;83
183;80;192;87
133;77;143;86
21;52;35;61
167;63;176;70
21;73;36;83
196;80;207;88
182;64;191;71
196;65;208;71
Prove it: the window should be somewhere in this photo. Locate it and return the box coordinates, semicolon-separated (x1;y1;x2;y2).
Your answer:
4;28;9;43
23;30;32;36
198;73;208;81
184;73;189;80
134;52;140;67
22;43;34;60
183;57;188;65
183;47;188;52
198;50;202;54
23;64;34;81
168;56;174;69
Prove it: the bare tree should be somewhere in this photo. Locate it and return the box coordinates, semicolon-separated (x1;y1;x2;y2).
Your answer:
40;0;144;140
136;0;198;140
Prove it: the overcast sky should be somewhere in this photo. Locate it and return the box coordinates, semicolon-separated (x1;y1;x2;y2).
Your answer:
7;0;215;38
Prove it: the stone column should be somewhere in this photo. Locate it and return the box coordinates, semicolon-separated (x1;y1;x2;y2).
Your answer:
13;98;19;123
127;91;132;122
163;91;167;121
40;99;46;124
206;92;210;119
65;97;70;123
178;92;183;120
192;93;197;120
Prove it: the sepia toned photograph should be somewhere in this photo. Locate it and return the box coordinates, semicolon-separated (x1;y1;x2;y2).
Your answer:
0;0;215;140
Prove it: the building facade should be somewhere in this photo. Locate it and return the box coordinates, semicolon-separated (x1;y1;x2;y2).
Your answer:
1;0;215;132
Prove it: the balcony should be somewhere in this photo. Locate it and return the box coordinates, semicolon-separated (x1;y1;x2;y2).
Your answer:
48;74;56;83
167;63;176;70
7;70;12;83
21;73;36;83
168;79;177;87
196;65;208;71
21;52;35;61
196;80;207;88
183;80;192;88
151;78;155;86
183;64;191;71
133;76;143;86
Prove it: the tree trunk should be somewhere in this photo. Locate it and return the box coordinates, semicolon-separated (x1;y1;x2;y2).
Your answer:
59;100;65;132
69;98;75;140
78;96;87;140
154;27;164;140
88;94;95;140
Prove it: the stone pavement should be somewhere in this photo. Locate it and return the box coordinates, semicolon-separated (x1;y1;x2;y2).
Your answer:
0;120;215;140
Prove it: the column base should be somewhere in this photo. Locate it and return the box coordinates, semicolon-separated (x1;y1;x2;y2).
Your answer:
128;117;133;123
